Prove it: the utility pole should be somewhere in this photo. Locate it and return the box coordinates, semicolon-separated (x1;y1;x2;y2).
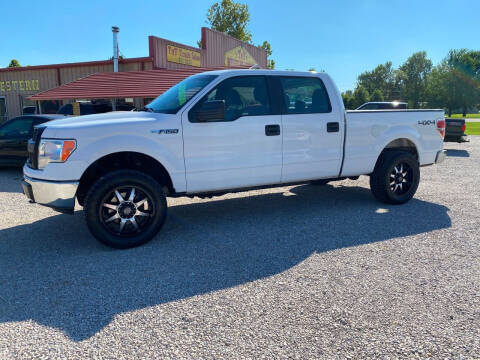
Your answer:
112;26;119;111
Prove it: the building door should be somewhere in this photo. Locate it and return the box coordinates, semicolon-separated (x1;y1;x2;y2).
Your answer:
182;76;283;193
0;97;7;123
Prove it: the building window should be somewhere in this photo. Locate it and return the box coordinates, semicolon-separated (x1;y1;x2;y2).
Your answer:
0;97;7;123
20;95;39;115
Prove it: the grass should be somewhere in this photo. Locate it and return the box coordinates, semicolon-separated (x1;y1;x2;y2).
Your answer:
448;113;480;118
466;122;480;135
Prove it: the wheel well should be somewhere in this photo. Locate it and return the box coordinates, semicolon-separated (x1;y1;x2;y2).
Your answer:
382;138;419;160
372;138;419;173
76;152;174;206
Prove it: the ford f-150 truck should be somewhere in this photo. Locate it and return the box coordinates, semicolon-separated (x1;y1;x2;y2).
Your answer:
22;69;446;248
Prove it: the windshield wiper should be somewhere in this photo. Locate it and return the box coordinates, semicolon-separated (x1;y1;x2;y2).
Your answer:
141;107;154;112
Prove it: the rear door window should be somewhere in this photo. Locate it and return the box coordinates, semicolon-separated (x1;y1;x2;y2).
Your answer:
279;77;331;114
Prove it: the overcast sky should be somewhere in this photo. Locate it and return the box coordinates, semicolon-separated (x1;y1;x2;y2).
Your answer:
1;0;479;91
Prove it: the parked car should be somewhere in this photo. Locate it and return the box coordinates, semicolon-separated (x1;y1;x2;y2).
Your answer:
445;118;468;142
57;102;136;116
0;115;66;167
356;101;408;110
22;70;446;249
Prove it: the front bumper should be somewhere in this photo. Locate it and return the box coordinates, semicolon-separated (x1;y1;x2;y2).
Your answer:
22;175;78;213
435;150;447;164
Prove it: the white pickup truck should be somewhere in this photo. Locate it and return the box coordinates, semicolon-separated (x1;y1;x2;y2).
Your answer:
22;69;446;248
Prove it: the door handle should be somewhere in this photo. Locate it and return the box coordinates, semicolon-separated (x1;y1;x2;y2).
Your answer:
327;122;340;133
265;124;280;136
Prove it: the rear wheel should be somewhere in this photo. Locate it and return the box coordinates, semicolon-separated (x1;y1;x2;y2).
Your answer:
84;170;167;249
370;151;420;204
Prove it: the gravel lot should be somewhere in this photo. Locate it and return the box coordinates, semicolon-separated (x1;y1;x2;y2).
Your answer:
0;138;479;359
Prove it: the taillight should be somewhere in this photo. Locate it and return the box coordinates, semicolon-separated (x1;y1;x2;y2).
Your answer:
461;123;466;133
437;119;445;139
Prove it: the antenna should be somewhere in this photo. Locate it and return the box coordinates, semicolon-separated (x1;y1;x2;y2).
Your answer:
249;64;261;69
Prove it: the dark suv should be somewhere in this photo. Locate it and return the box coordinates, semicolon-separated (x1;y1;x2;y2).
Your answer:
0;115;66;167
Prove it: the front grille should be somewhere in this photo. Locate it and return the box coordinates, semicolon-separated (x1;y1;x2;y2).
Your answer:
28;126;46;169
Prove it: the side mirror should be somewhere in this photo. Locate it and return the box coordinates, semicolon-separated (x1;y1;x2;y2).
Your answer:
194;100;225;122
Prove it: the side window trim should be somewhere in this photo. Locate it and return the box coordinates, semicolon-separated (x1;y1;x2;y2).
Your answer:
188;75;273;123
277;76;332;115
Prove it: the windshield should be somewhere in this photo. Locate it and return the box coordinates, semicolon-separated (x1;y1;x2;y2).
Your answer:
146;74;218;114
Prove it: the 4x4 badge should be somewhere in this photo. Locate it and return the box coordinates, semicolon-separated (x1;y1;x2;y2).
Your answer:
418;120;435;126
151;129;179;134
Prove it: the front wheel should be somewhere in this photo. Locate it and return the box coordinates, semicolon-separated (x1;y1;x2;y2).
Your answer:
369;151;420;204
84;170;167;249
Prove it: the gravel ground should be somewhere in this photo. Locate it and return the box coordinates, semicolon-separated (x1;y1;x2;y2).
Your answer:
0;138;479;359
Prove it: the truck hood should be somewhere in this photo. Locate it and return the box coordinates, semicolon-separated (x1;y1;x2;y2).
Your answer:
43;111;166;129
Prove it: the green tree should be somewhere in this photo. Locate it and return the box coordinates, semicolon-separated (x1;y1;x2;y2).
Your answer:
425;62;452;114
352;86;370;109
425;49;480;116
341;90;354;109
357;62;400;100
206;0;252;42
8;59;20;67
445;49;480;116
398;51;432;108
258;40;275;69
371;89;384;102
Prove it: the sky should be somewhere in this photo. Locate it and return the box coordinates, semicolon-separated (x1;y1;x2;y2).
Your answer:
1;0;479;91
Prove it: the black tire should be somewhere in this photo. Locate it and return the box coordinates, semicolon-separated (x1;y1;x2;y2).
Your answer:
369;150;420;204
84;170;167;249
311;179;330;186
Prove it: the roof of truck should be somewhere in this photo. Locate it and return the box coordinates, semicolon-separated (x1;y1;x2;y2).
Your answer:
199;69;323;76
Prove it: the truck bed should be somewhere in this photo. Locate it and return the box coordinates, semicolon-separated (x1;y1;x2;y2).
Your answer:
341;109;445;177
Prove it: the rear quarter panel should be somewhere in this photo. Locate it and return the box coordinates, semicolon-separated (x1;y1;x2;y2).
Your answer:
342;110;444;176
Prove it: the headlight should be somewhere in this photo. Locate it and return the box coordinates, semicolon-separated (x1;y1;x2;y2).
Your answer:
38;139;76;169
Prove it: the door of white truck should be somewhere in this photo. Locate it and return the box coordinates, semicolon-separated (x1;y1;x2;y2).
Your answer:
182;75;283;193
278;75;344;182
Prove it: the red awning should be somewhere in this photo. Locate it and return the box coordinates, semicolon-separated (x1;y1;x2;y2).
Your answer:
28;67;232;100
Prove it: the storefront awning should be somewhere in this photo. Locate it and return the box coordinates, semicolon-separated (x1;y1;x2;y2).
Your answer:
28;67;231;100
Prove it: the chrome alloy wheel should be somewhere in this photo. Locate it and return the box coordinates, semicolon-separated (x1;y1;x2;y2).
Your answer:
389;162;413;195
99;186;155;236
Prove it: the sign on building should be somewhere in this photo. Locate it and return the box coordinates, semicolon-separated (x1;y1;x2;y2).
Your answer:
224;46;256;67
166;45;201;67
0;79;40;93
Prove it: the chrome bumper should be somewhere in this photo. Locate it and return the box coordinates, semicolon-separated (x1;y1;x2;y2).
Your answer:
22;175;78;212
435;150;447;164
